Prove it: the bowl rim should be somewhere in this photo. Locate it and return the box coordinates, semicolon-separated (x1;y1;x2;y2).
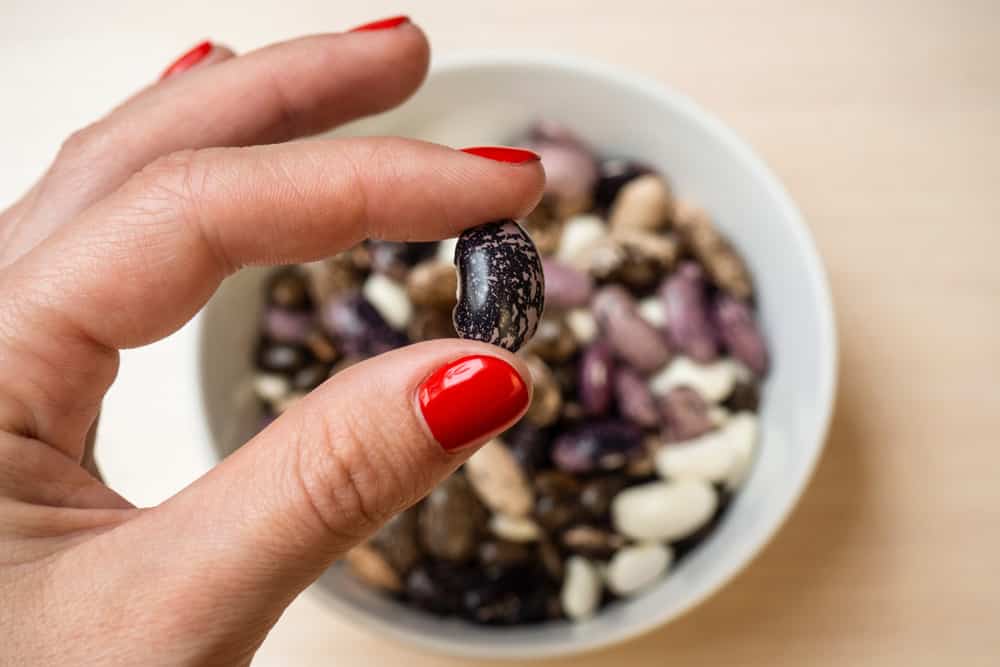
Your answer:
197;48;838;660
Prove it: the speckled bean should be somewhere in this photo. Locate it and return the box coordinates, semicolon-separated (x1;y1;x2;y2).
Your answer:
661;262;718;362
579;342;614;415
713;294;769;376
453;220;545;352
613;366;660;428
541;257;594;309
552;420;644;473
592;286;671;373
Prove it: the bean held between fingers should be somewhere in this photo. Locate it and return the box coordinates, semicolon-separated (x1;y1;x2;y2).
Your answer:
453;220;545;353
246;121;770;625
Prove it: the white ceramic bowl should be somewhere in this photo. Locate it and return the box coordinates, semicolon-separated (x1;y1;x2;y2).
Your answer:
197;52;837;659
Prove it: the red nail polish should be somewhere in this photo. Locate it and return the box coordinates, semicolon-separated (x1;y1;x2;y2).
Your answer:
160;41;212;80
460;146;541;164
348;15;410;33
418;355;529;452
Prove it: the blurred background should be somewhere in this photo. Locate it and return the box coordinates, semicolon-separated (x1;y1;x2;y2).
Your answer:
2;1;998;665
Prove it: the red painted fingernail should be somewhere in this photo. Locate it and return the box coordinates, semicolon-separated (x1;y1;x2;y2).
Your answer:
460;146;541;164
348;15;410;33
417;355;530;452
160;40;212;80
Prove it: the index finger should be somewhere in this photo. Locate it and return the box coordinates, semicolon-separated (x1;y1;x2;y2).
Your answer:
0;138;544;455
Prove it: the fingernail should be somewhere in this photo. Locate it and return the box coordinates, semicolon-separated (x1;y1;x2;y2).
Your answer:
418;355;530;452
348;15;410;33
160;40;212;80
460;146;541;164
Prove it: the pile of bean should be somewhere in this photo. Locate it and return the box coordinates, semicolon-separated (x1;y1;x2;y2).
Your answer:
249;122;769;625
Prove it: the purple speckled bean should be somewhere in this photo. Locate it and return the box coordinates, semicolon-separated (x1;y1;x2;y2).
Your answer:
579;342;614;416
713;294;769;375
613;366;660;428
660;386;715;442
552;421;644;473
321;291;406;356
526;123;597;216
262;306;314;344
592;286;671;373
541;257;593;310
661;262;718;363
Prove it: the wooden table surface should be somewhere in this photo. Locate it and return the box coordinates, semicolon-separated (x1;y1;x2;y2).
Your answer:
4;1;999;664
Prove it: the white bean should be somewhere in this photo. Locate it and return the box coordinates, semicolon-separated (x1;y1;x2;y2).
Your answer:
605;543;673;595
253;373;290;402
611;479;717;542
637;297;667;328
561;556;602;620
362;273;412;329
489;513;542;543
566;308;598;344
556;214;606;264
648;356;737;403
723;412;759;490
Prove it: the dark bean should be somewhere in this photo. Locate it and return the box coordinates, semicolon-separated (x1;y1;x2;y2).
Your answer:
501;421;550;473
561;525;626;559
725;380;761;412
604;230;679;291
255;342;310;374
266;268;311;309
478;540;532;567
371;508;422;575
523;318;578;364
521;198;564;256
523;355;562;428
551;421;644;473
404;563;463;615
453;221;545;353
579;342;614;416
538;539;564;582
550;359;580;396
462;566;552;625
320;291;406;356
369;241;438;282
660;386;715;442
534;471;582;531
580;475;631;520
559;401;586;426
418;475;487;562
406;262;458;310
593;159;650;213
406;308;457;342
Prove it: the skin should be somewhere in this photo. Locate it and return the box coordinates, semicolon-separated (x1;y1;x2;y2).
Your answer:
0;24;543;666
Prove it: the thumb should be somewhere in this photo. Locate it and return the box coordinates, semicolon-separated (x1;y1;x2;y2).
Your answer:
98;341;530;659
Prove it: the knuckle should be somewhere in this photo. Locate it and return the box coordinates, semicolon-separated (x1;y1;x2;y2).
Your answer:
290;406;396;543
56;122;109;166
122;149;234;273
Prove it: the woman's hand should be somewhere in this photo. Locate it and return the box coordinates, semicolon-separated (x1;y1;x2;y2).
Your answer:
0;18;543;665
